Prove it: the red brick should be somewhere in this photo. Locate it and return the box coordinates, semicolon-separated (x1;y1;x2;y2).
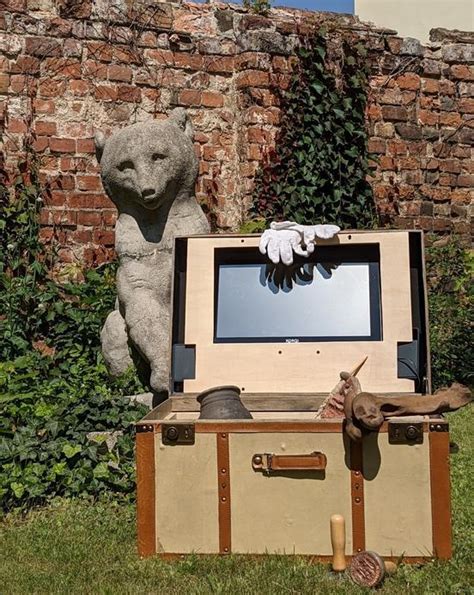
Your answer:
25;36;62;58
396;73;420;91
450;65;474;81
77;211;102;226
49;174;75;191
34;120;57;135
42;57;81;78
236;70;270;89
102;210;116;226
39;79;66;97
178;89;201;106
50;137;76;153
76;175;102;191
74;138;94;154
94;85;118;101
72;229;93;243
44;190;68;207
457;174;474;187
0;73;9;93
439;159;461;174
272;56;289;72
86;41;113;62
93;229;115;245
450;189;472;204
108;64;132;82
422;79;439;94
117;85;141;102
399;157;420;170
10;55;41;74
418;110;439;126
174;53;203;71
69;193;112;209
366;103;382;122
69;80;90;96
381;105;408;121
379;156;395;170
51;209;77;226
367;138;386;154
82;59;108;79
201;91;224;108
144;49;174;67
203;56;235;74
458;98;474;114
32;136;49;152
439;112;462;127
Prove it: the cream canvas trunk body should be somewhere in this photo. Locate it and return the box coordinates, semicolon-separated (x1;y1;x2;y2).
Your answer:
136;231;452;561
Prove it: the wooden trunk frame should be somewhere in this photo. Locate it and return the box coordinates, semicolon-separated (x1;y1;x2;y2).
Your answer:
136;230;450;562
136;396;452;562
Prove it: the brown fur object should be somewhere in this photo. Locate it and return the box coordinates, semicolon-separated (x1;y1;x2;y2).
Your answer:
351;383;472;435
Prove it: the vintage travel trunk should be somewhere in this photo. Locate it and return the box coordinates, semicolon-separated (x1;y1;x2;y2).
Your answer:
136;230;452;561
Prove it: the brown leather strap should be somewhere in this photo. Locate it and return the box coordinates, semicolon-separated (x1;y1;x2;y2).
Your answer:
429;429;452;559
217;432;231;554
136;429;156;558
350;439;365;553
252;451;327;473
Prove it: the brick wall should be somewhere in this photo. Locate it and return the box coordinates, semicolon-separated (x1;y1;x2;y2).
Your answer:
1;1;473;265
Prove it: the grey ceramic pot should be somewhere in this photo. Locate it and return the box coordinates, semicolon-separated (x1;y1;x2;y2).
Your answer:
197;385;253;420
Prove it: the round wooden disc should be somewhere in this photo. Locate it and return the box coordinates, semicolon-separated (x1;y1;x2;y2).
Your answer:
350;551;385;588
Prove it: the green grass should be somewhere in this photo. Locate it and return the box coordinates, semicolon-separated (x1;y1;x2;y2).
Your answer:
1;408;473;594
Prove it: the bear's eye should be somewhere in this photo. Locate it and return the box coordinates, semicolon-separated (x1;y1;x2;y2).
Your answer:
118;160;134;172
152;152;166;161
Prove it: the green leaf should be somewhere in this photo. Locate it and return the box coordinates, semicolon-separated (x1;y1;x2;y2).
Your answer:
62;444;82;459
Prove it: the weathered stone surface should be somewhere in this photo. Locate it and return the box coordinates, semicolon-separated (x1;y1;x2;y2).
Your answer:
400;37;423;56
442;44;474;64
96;109;210;394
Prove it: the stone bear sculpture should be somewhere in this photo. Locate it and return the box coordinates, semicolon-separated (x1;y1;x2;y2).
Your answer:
95;108;210;397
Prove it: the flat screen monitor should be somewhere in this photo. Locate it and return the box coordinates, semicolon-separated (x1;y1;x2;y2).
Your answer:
214;245;381;342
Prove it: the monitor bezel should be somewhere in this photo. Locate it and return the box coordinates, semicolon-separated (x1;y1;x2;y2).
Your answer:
213;245;382;344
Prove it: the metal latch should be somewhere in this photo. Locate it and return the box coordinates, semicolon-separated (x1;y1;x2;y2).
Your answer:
162;423;195;445
388;421;423;445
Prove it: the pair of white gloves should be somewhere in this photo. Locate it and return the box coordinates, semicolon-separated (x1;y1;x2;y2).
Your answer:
259;221;340;265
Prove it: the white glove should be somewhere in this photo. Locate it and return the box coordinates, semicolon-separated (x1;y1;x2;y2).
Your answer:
259;221;340;265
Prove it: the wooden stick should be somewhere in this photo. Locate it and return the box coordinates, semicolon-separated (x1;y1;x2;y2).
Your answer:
349;356;368;378
330;514;346;571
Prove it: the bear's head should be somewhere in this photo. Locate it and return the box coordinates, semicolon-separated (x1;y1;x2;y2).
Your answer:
95;108;198;211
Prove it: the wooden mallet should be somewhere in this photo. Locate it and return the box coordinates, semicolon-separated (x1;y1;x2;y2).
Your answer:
330;514;346;572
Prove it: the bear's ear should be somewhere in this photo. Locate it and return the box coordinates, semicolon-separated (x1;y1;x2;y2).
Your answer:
169;107;194;139
94;131;106;163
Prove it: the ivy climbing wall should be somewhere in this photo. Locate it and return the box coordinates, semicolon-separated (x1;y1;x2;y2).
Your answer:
1;0;473;265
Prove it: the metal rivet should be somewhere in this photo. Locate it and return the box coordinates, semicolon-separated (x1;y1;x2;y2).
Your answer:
354;483;360;490
224;547;229;552
221;468;226;474
221;482;226;489
221;433;227;438
221;496;226;502
354;471;360;477
357;548;362;553
355;497;361;504
436;424;442;431
253;456;262;465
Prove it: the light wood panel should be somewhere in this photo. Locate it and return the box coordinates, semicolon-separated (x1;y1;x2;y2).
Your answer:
182;232;414;394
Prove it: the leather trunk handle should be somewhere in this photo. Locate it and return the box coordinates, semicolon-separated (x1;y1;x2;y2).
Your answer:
252;451;327;474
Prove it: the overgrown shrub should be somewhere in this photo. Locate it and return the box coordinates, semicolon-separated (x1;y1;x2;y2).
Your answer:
426;238;473;390
0;152;146;512
251;29;376;229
